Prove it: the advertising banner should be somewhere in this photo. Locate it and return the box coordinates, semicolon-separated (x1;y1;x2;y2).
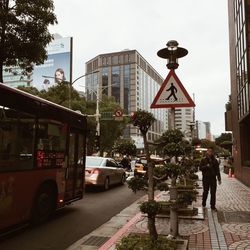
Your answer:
32;37;72;90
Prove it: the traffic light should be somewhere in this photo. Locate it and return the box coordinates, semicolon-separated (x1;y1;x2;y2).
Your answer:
94;134;100;150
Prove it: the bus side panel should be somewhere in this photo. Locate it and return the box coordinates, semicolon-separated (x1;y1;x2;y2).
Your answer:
0;169;65;231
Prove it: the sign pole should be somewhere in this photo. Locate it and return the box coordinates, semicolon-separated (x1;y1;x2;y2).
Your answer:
150;40;195;238
169;107;175;130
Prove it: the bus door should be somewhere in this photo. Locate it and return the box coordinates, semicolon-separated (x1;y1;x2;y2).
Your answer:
64;131;85;202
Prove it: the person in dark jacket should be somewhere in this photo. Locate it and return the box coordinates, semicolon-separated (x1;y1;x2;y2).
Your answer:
199;147;221;210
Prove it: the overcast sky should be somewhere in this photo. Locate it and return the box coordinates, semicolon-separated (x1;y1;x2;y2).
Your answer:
49;0;230;136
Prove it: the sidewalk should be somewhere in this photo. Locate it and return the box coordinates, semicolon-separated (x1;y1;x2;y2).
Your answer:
67;172;250;250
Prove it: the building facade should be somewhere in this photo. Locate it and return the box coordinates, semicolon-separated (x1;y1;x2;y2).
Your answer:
173;108;194;141
85;50;167;145
228;0;250;186
195;120;212;140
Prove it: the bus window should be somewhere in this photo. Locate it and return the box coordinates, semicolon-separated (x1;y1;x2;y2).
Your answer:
0;107;35;172
36;121;67;168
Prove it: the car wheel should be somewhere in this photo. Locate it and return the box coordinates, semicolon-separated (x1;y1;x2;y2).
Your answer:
121;174;126;185
103;177;110;191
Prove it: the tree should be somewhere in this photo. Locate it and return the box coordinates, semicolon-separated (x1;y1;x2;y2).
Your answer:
17;86;40;96
215;133;232;149
39;84;86;112
0;0;57;82
130;110;157;240
99;96;127;155
113;139;137;156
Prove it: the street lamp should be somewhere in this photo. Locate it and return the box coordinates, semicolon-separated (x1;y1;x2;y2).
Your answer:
157;40;188;70
86;82;119;139
157;40;188;129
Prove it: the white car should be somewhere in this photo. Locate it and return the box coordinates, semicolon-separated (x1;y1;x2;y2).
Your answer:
85;156;126;190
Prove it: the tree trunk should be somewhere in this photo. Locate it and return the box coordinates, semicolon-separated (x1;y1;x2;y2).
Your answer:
148;215;158;240
170;176;178;237
142;133;158;240
142;133;154;200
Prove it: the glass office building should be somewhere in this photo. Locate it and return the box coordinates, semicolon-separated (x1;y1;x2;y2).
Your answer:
85;50;167;145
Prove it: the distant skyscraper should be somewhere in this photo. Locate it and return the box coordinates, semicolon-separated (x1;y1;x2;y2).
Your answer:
196;121;207;140
204;122;211;141
85;50;167;145
174;108;194;140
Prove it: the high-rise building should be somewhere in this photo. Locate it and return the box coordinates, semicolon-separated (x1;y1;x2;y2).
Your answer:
227;0;250;186
196;120;207;140
174;108;194;140
204;122;212;141
85;50;167;145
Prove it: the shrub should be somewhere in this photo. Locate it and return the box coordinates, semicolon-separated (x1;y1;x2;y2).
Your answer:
116;233;177;250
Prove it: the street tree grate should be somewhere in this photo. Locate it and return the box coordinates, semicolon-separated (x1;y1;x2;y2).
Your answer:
81;235;110;246
218;211;250;223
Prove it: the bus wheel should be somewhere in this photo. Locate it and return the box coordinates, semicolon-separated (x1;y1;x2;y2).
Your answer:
103;177;110;191
31;184;56;224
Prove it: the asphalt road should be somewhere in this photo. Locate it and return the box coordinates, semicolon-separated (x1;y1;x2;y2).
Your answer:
0;184;144;250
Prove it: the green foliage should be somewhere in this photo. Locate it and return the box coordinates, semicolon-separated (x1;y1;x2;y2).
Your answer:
177;190;198;205
164;163;186;180
116;234;177;250
127;177;148;193
0;0;57;81
215;133;232;146
153;165;167;179
200;139;216;149
156;182;169;191
17;86;40;96
99;96;128;154
192;138;201;146
164;142;185;157
40;84;86;112
157;129;192;158
113;139;136;156
131;110;155;135
140;201;162;217
160;129;184;144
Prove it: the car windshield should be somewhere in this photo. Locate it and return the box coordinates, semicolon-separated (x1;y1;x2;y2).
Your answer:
86;157;104;166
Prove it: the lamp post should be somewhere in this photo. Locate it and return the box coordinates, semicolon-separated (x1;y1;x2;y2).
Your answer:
85;81;119;155
157;40;188;129
157;40;188;237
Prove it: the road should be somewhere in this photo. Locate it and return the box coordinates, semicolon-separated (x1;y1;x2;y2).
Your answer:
0;184;144;250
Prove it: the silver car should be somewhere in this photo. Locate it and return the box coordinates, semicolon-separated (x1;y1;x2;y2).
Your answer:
85;156;126;190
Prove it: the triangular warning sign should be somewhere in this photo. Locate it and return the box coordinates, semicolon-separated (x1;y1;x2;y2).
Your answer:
150;69;195;109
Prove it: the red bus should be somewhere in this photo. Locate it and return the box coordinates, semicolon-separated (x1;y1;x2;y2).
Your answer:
0;83;87;232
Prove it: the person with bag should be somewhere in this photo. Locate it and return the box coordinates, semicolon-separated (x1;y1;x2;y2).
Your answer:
199;147;221;210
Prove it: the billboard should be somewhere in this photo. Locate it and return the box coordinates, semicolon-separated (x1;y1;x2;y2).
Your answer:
32;37;72;90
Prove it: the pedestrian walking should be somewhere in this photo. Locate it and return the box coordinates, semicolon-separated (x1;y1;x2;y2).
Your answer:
199;147;221;210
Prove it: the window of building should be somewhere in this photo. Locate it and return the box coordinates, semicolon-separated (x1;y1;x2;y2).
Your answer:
234;0;250;119
112;66;120;103
102;67;109;96
112;56;118;65
240;117;250;167
124;65;130;113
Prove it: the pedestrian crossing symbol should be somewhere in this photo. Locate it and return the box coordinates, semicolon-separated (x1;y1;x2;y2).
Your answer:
150;69;195;108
